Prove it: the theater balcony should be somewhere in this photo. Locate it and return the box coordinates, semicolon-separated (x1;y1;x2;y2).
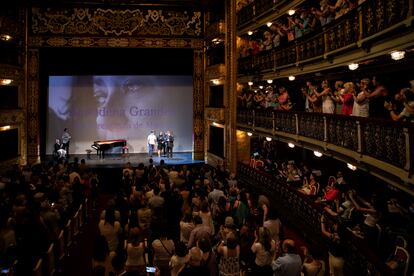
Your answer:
236;0;414;81
0;5;27;169
237;108;414;194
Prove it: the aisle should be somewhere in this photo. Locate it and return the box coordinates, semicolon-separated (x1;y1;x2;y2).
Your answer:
56;194;111;275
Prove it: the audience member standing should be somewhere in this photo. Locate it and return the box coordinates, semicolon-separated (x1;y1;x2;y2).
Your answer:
272;239;302;276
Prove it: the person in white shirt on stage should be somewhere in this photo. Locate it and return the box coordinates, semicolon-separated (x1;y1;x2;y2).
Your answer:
147;130;157;157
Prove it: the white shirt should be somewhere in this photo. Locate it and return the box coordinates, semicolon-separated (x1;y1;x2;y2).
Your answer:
147;133;157;145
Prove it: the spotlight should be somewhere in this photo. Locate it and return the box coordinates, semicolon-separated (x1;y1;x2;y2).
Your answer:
267;79;273;84
288;10;295;16
348;63;359;70
248;81;253;86
288;143;295;148
247;31;253;36
247;132;252;136
390;50;405;61
288;75;295;81
347;163;357;171
313;151;322;157
266;22;272;27
266;137;272;141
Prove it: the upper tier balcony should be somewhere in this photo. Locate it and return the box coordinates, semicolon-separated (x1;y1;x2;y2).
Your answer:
237;0;414;80
237;108;414;195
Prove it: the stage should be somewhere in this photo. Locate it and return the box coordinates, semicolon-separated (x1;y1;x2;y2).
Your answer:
45;152;205;168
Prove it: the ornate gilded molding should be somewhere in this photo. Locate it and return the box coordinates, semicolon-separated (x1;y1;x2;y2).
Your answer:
27;49;40;160
193;49;204;159
0;16;23;39
0;110;24;125
31;7;202;38
205;107;224;122
0;65;24;84
205;64;225;80
29;36;203;48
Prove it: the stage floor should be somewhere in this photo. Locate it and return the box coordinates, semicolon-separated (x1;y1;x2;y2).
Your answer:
45;152;205;168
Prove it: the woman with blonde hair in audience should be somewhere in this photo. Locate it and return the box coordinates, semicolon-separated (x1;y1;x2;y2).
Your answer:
251;226;276;275
339;82;355;115
352;78;371;117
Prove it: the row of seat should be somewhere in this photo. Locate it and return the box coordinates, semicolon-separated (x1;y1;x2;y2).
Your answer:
32;198;89;276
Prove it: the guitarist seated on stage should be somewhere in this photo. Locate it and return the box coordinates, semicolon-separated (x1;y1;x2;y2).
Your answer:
53;138;66;159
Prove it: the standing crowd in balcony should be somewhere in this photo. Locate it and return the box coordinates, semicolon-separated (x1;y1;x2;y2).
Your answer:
249;138;414;275
238;77;414;122
238;0;367;58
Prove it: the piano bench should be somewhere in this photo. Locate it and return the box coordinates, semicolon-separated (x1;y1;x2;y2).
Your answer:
85;149;92;159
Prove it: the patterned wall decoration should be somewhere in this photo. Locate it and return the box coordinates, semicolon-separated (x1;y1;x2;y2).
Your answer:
0;110;24;125
27;49;40;160
29;36;202;48
31;7;202;38
0;65;23;84
0;16;22;39
193;49;204;160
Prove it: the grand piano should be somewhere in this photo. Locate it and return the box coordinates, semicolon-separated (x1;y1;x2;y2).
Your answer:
91;139;127;158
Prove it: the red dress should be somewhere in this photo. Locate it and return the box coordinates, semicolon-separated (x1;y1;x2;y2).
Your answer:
341;93;354;115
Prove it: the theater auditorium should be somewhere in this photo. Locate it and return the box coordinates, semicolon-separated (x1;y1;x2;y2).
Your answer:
0;0;413;275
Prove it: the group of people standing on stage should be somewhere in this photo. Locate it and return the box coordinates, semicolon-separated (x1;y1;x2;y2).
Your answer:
147;130;174;158
54;128;71;159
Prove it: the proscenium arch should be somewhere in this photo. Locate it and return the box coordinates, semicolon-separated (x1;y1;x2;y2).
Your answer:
26;4;205;163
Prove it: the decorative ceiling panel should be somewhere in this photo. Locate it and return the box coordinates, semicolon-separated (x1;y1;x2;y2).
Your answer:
31;6;202;38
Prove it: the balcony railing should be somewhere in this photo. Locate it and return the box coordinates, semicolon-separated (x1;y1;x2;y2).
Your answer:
237;109;414;186
237;0;413;74
237;162;390;275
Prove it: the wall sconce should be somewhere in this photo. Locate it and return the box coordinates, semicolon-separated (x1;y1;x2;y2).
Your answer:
313;151;323;157
288;10;295;16
248;81;253;86
0;79;13;85
0;125;11;131
266;137;272;141
390;50;405;61
266;22;272;27
247;31;253;36
348;63;359;70
0;34;12;41
347;163;357;171
288;75;295;81
211;79;220;85
288;143;295;148
247;132;252;136
259;85;264;89
267;79;273;84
